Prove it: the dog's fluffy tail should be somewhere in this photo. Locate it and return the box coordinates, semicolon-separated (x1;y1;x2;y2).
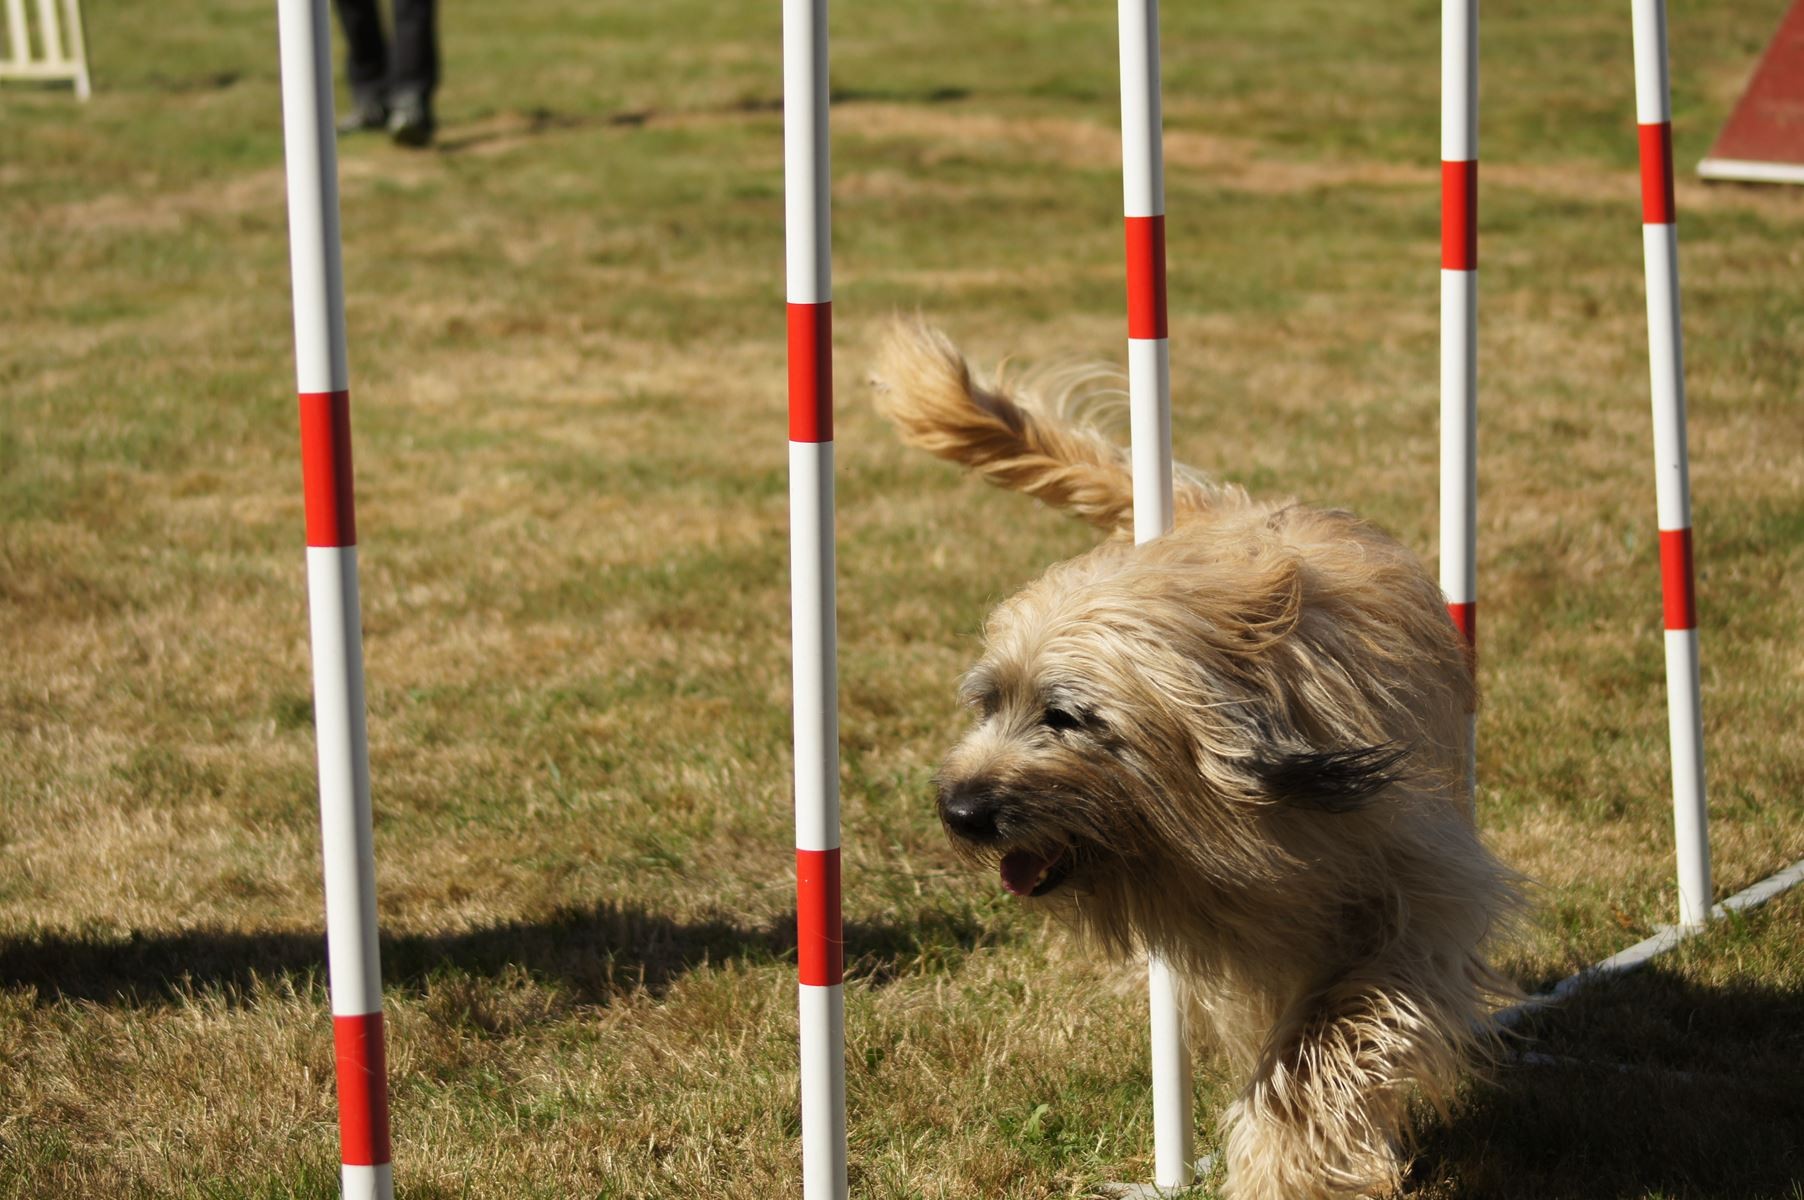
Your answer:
872;321;1218;534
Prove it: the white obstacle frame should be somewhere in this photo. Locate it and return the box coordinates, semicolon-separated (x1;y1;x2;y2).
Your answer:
0;0;91;100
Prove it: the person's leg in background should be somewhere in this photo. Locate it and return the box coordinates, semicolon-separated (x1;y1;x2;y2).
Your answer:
331;0;391;131
386;0;439;146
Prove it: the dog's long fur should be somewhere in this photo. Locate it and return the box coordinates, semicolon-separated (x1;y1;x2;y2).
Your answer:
874;323;1520;1200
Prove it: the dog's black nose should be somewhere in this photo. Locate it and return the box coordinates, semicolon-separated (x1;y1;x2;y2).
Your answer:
939;783;1005;842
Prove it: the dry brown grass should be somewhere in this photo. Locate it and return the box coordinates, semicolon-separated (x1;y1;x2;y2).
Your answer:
2;0;1802;1196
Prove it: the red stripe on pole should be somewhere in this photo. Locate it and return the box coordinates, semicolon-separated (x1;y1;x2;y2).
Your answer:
299;390;357;548
1447;601;1476;648
796;847;843;987
1638;122;1677;225
1659;527;1697;631
788;302;833;444
332;1012;392;1167
1440;160;1478;271
1124;215;1168;340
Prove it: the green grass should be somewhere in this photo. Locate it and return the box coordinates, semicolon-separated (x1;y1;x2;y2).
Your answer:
2;0;1802;1196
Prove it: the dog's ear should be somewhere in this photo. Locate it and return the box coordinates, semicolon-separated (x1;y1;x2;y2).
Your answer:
1252;743;1408;813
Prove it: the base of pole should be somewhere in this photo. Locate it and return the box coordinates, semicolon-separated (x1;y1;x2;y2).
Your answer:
340;1162;394;1200
1094;1155;1216;1198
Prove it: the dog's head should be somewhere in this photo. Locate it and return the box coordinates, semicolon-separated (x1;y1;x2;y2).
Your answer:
933;536;1422;949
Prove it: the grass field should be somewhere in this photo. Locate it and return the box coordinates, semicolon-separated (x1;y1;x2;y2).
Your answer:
3;0;1802;1196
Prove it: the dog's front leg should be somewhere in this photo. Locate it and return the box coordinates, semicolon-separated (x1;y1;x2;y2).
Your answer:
1218;978;1456;1200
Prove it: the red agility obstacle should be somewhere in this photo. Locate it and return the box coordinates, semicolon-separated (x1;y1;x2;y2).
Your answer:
1698;0;1804;185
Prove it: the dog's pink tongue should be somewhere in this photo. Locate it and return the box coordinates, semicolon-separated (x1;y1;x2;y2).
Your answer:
1000;850;1060;897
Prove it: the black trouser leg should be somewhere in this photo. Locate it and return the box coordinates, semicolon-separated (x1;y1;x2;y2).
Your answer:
331;0;390;103
389;0;439;102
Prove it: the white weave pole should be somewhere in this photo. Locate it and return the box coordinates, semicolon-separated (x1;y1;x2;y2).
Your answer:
1440;0;1478;805
783;1;848;1196
1117;1;1193;1189
1630;0;1711;929
275;2;393;1196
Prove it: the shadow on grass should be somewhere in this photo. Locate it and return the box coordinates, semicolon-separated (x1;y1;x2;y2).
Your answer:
1410;966;1804;1199
0;900;994;1008
432;86;971;154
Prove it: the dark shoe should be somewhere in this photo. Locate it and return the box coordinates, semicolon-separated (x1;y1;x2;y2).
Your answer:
387;91;435;148
337;91;388;135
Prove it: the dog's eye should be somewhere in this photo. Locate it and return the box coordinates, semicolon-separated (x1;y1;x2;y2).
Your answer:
1042;707;1085;733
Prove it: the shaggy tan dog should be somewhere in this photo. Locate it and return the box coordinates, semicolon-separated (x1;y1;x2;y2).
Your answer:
873;324;1519;1200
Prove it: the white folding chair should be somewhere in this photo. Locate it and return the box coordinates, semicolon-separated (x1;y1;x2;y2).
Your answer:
1;0;91;100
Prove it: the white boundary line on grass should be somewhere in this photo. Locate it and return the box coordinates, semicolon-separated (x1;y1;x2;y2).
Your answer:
1499;855;1804;1029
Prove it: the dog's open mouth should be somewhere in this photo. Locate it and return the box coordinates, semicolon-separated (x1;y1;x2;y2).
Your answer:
1000;847;1072;897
